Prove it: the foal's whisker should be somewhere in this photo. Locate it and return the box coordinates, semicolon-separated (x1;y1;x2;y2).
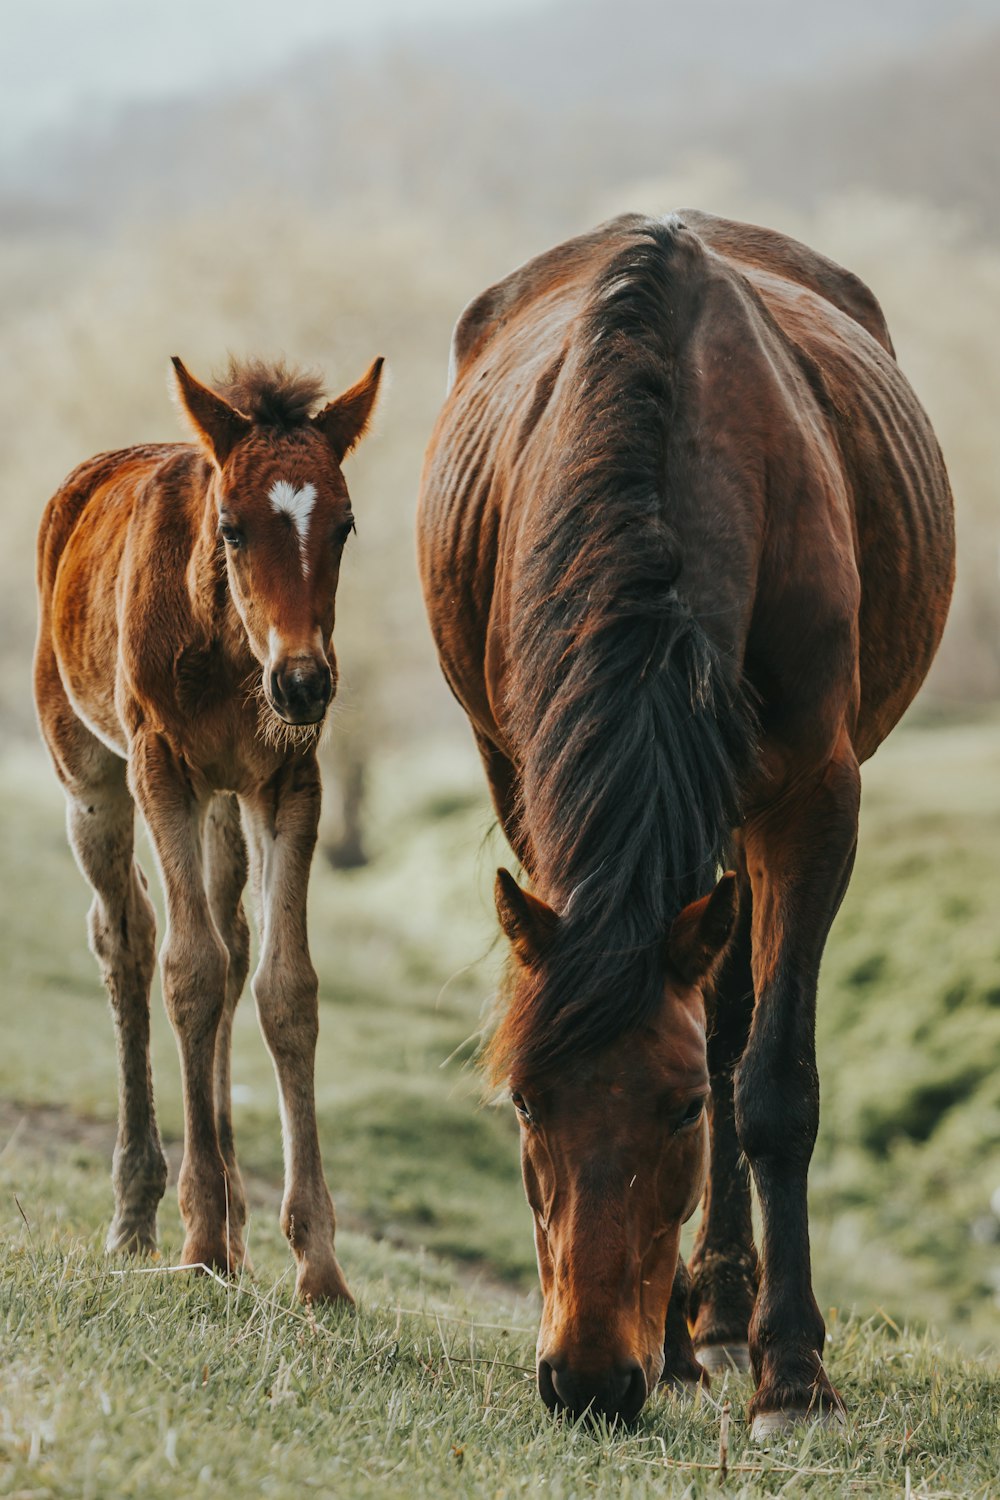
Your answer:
241;670;327;755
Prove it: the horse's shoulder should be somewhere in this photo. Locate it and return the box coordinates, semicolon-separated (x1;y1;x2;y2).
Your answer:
678;210;895;356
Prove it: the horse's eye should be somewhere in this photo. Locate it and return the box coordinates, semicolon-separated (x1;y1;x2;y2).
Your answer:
219;522;244;550
336;517;356;545
677;1096;706;1130
511;1091;534;1125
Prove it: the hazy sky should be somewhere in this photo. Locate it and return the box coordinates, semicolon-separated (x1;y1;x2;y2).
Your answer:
0;0;548;159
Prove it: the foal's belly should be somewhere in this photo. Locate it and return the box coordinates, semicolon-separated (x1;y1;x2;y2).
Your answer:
51;526;129;759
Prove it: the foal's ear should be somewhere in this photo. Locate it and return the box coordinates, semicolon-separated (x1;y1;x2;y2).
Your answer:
311;356;385;462
170;357;252;468
666;872;739;984
495;869;558;968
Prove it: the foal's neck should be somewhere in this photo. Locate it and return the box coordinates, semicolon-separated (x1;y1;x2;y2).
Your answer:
187;478;252;670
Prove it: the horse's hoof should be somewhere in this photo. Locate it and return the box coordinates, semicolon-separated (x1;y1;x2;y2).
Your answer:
750;1405;847;1442
696;1342;751;1374
661;1375;703;1401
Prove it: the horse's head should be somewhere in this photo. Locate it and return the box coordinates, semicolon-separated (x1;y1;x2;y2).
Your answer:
492;869;738;1424
171;355;383;726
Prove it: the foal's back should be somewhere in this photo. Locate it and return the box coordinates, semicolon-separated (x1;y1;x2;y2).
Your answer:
36;442;203;759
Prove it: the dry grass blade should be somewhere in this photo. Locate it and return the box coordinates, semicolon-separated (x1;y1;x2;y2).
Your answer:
719;1398;731;1479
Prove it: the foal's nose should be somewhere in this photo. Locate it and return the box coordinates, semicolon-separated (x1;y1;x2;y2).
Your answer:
538;1358;647;1425
268;655;333;724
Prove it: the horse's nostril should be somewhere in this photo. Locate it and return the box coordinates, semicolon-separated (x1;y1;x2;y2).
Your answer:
269;669;282;706
537;1359;559;1412
621;1362;647;1421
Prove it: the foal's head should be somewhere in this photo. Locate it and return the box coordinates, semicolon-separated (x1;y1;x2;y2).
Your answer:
491;870;738;1424
172;355;383;726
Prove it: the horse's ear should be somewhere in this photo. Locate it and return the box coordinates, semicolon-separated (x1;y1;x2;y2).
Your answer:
667;872;739;984
495;869;558;968
170;357;252;469
311;356;385;462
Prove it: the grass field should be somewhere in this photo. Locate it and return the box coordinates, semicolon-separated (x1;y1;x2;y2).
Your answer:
1;716;999;1496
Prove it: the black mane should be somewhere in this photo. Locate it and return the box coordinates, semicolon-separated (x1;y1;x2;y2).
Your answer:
495;217;755;1085
214;357;326;428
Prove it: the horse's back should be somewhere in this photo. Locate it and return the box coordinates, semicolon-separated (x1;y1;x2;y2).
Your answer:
426;212;954;771
445;210;893;390
678;209;896;355
697;221;953;754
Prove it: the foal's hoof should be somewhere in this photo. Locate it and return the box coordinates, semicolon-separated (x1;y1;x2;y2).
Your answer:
696;1342;751;1374
106;1221;158;1257
180;1235;249;1278
296;1259;354;1307
750;1404;847;1442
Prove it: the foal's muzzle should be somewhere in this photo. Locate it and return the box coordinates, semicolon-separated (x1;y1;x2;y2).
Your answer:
538;1357;648;1426
267;656;334;724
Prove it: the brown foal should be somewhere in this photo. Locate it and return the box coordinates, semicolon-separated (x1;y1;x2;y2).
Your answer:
34;354;382;1302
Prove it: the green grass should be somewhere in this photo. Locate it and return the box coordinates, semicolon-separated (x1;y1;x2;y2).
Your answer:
2;1155;998;1498
1;719;998;1495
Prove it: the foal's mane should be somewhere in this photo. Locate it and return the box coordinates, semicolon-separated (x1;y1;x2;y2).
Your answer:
214;357;326;428
489;217;755;1087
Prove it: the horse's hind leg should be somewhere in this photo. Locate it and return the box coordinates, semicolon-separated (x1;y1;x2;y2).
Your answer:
45;714;166;1253
204;793;251;1259
689;873;758;1374
736;733;860;1436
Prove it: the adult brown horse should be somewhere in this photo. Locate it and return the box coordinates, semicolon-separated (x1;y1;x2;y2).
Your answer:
35;353;382;1303
417;212;954;1433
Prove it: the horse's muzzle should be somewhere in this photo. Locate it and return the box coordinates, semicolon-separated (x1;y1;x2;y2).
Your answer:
538;1356;648;1425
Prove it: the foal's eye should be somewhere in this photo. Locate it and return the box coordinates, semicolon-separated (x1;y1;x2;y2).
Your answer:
677;1096;706;1130
219;522;244;550
335;517;356;545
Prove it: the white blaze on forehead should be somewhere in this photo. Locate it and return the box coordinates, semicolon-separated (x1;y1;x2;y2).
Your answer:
268;479;317;576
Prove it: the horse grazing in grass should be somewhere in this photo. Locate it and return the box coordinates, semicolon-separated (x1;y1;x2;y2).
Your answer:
35;353;383;1303
417;212;954;1432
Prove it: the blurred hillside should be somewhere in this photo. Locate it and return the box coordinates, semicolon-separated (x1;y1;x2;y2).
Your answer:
1;0;999;759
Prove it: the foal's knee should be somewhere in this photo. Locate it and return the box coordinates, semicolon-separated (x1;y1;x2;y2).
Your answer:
254;959;319;1051
88;873;157;993
161;929;229;1037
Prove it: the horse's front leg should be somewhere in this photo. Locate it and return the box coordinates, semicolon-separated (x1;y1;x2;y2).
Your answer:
689;874;758;1373
130;733;242;1272
242;754;351;1305
736;733;860;1437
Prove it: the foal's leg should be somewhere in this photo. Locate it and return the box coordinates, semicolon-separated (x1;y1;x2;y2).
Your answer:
35;659;168;1253
66;759;167;1252
130;732;241;1271
242;754;350;1304
689;878;758;1373
204;793;251;1257
735;735;860;1436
